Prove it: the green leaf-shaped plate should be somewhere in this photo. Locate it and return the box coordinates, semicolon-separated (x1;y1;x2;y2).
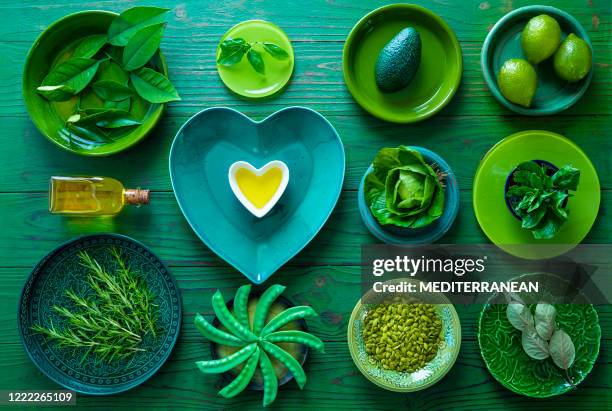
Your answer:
18;234;182;395
478;273;601;397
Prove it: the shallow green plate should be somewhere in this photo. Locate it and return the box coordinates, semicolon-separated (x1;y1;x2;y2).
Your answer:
347;278;461;392
216;20;294;99
18;234;182;395
478;273;601;397
473;130;600;259
23;11;168;156
482;5;593;115
342;4;462;123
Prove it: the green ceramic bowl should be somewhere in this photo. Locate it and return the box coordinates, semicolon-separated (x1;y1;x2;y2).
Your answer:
482;5;593;115
23;11;168;156
478;273;601;397
347;278;461;392
473;130;600;260
343;4;462;123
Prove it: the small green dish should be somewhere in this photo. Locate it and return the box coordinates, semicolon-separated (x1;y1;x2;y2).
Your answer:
478;273;601;397
23;11;168;156
342;4;462;123
347;278;461;392
473;130;600;260
481;5;593;115
216;20;294;99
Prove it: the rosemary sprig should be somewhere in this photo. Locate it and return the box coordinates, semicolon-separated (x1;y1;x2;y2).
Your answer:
32;248;159;363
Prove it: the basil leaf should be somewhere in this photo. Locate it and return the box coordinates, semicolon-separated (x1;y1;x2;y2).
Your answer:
69;108;141;129
107;6;169;46
36;84;76;101
217;39;248;66
73;35;107;58
506;303;534;332
104;98;130;111
247;49;265;74
534;303;556;340
40;58;105;95
130;67;180;103
262;42;289;60
122;23;165;71
92;80;135;101
549;329;575;369
521;330;550;360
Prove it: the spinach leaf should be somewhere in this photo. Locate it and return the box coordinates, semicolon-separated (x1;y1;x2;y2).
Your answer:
92;80;135;101
551;165;580;190
247;49;265;74
130;67;180;103
107;6;169;46
217;38;249;66
73;35;107;58
36;84;76;101
39;58;106;96
122;23;165;71
262;42;289;60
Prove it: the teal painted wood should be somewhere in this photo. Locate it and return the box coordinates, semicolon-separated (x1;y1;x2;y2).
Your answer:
0;0;609;409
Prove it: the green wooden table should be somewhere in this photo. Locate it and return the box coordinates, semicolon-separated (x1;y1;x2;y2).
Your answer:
0;1;610;409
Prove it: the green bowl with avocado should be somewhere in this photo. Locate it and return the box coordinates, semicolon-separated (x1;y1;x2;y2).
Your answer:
481;5;593;116
342;4;462;123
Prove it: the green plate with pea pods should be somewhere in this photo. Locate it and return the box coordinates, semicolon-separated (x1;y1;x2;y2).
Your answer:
478;273;601;397
342;4;462;123
482;5;593;115
18;234;182;395
347;278;461;392
23;11;169;156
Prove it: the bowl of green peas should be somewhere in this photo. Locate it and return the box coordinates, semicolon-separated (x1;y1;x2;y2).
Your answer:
347;278;461;392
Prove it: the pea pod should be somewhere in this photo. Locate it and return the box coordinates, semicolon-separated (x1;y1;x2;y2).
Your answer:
264;330;325;352
196;343;257;374
218;346;260;398
258;350;278;407
194;314;246;347
261;306;318;336
261;341;307;389
233;285;251;330
252;284;286;335
212;290;257;342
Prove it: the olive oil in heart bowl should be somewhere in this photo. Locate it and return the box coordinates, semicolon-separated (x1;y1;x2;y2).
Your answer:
347;278;461;392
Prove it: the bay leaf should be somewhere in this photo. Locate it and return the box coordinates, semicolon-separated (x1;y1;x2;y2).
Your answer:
107;6;169;46
506;303;534;332
73;34;107;58
69;108;140;129
130;67;180;103
40;58;106;94
122;23;165;71
104;98;131;111
92;80;135;101
36;84;76;101
549;329;575;370
521;330;550;360
534;303;556;341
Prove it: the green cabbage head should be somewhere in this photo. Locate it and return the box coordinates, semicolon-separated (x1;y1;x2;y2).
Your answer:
364;146;445;228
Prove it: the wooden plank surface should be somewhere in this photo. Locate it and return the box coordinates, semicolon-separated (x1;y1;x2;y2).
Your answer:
0;0;609;410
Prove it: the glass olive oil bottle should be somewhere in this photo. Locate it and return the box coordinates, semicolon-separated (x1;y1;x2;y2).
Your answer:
49;176;150;216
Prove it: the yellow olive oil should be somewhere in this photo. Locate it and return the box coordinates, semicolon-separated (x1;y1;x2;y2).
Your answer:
49;176;150;216
235;168;283;209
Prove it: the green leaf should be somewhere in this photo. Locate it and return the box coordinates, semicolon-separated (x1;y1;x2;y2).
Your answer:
73;35;107;58
552;165;580;190
549;329;575;370
122;23;165;71
532;214;563;240
68;108;141;129
130;67;180;103
36;84;76;101
506;303;534;332
521;329;550;360
104;98;131;111
262;42;289;60
217;38;248;66
534;303;556;340
40;58;105;95
96;60;130;85
107;6;169;46
521;205;547;229
92;80;135;101
247;48;265;74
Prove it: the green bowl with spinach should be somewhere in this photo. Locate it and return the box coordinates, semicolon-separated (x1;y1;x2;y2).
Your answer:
22;10;169;156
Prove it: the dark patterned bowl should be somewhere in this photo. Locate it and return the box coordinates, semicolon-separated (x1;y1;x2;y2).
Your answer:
18;234;182;395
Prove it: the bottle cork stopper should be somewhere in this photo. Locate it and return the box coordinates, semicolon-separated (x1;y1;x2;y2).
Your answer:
124;189;150;205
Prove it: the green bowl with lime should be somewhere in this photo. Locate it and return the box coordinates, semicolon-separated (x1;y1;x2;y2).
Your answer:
482;5;593;115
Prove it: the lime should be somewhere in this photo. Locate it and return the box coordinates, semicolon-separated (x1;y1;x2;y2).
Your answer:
554;33;592;82
497;59;537;107
521;14;562;64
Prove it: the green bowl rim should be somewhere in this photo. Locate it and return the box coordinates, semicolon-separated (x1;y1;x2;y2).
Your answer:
22;10;168;157
481;5;594;116
17;233;183;395
476;272;601;397
342;3;463;124
346;278;462;392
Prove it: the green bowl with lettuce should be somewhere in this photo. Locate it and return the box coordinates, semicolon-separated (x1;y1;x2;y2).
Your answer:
358;146;459;244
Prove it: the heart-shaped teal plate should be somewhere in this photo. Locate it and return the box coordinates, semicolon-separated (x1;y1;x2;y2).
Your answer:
169;107;345;283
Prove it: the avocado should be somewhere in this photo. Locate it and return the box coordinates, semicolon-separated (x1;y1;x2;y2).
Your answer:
375;28;422;92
